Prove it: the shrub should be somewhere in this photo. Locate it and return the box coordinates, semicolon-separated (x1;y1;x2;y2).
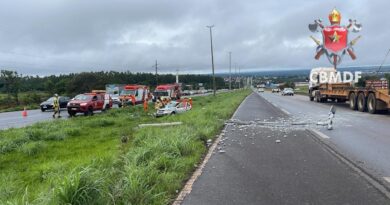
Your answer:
19;141;47;156
52;167;106;205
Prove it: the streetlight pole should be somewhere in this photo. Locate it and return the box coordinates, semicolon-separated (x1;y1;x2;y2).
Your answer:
229;51;232;90
207;25;216;96
155;60;158;86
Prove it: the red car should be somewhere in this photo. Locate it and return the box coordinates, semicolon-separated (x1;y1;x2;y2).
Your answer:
67;92;112;116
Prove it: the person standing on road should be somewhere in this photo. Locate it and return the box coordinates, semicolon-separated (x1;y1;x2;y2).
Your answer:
53;94;61;118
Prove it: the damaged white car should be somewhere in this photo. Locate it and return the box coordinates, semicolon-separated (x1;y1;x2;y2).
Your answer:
155;101;192;117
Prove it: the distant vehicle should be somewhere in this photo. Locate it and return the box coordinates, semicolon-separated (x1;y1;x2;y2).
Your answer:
106;84;125;107
272;88;280;93
119;85;150;106
182;90;190;96
155;101;192;117
282;88;294;96
257;88;265;92
67;92;112;116
40;96;70;112
153;84;182;101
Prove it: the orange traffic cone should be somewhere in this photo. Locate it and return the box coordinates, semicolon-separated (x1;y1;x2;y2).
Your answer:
22;107;28;117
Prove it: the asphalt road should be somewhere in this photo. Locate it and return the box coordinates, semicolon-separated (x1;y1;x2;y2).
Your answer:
258;91;390;183
0;109;61;130
181;92;390;205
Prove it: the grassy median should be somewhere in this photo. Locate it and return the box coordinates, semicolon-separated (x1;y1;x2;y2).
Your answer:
0;89;250;204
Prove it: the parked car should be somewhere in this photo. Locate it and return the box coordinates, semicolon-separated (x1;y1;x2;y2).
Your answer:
257;88;265;92
272;88;280;93
40;96;70;112
155;101;192;117
282;88;294;96
67;93;112;116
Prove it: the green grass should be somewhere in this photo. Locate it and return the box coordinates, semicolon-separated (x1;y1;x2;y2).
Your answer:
0;90;250;204
294;85;309;95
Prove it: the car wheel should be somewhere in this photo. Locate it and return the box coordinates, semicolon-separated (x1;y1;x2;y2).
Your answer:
171;111;176;115
41;108;45;112
68;111;75;117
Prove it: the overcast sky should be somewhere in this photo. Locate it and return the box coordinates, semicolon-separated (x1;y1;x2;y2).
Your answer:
0;0;388;75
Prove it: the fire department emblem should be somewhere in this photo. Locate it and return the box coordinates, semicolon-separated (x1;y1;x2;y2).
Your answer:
308;8;362;68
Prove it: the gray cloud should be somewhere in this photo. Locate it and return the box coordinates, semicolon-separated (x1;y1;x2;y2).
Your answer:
0;0;388;75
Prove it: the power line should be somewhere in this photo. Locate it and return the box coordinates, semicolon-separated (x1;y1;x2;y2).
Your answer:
377;48;390;74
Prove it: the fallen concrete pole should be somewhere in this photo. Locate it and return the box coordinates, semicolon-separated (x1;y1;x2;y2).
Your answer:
138;122;183;128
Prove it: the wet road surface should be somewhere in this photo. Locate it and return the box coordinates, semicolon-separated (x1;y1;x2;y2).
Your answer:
259;91;390;184
181;92;390;205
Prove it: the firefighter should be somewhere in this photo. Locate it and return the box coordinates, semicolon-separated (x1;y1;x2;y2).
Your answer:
189;97;193;107
52;94;61;118
130;95;136;106
143;98;148;112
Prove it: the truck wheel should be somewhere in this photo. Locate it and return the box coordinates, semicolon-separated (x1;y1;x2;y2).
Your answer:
315;91;320;102
367;93;377;114
349;92;357;110
357;93;367;112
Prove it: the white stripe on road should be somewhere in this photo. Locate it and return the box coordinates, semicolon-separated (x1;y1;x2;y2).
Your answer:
384;177;390;183
280;108;291;115
310;129;330;139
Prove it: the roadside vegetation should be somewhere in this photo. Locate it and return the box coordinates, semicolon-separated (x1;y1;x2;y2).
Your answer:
0;89;250;204
294;85;308;95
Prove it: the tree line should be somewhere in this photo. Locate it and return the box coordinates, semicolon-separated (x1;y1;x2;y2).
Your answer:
0;70;226;106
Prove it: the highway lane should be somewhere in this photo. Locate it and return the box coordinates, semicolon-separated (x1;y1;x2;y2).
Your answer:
258;91;390;184
0;109;61;130
181;92;390;205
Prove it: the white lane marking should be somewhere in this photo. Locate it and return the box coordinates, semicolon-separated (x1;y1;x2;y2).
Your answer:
280;108;291;115
384;177;390;183
310;129;330;139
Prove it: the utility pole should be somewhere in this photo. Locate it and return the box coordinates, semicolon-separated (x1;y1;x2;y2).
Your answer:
234;63;237;89
238;66;241;89
229;51;232;90
176;69;179;83
155;60;158;86
207;25;216;96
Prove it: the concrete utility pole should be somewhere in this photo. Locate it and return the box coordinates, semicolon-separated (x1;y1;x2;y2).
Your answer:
176;69;179;83
238;66;241;89
229;51;232;90
155;60;158;86
207;25;216;96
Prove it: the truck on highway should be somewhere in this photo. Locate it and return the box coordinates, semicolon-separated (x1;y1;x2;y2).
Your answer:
119;85;150;106
67;91;112;116
309;67;390;114
153;84;182;101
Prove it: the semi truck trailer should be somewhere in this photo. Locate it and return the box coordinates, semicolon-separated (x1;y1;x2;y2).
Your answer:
309;67;390;114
